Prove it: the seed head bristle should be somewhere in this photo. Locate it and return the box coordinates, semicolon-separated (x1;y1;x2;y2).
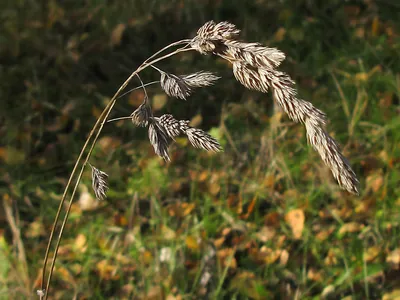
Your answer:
148;120;171;161
196;21;240;40
159;71;220;100
155;114;181;138
160;72;192;100
224;40;286;69
90;165;109;201
154;114;222;153
185;127;222;153
182;71;220;88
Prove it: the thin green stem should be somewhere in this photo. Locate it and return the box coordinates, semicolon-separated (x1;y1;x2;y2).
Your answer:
41;45;195;299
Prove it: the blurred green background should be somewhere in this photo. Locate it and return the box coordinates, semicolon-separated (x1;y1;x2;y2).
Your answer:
1;0;400;299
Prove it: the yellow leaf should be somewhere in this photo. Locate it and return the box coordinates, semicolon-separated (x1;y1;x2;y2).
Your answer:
185;236;199;250
161;225;176;240
338;222;364;236
366;172;384;192
74;234;87;253
142;250;153;264
371;16;379;36
383;289;400;300
285;209;305;239
279;249;289;266
181;203;195;216
25;218;45;238
189;114;202;127
208;182;220;196
152;94;167;111
386;248;400;270
255;226;276;243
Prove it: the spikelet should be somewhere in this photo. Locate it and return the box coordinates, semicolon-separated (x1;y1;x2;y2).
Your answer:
160;71;220;100
90;165;109;200
131;98;152;127
225;40;286;69
184;128;222;152
160;72;191;100
232;62;270;93
196;21;240;40
155;114;182;138
148;120;171;161
155;114;222;153
182;72;220;88
191;21;239;54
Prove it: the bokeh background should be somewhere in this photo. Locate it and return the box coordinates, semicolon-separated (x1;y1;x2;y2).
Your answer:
1;0;400;299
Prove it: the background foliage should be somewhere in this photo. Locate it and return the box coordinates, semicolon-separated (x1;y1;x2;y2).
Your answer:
1;0;400;299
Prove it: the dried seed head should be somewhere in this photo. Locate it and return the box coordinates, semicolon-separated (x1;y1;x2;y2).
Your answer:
305;122;359;195
224;40;286;69
160;72;191;100
191;21;239;54
232;62;270;93
191;20;359;194
160;71;220;100
155;114;181;138
182;71;220;88
148;121;171;161
90;165;109;201
196;21;240;40
131;99;152;127
154;114;221;153
185;127;222;152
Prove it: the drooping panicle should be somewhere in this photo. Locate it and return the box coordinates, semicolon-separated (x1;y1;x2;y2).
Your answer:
131;98;152;127
90;165;109;201
148;120;171;161
191;20;359;194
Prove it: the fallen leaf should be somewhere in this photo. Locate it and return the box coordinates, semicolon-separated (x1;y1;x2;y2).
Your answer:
338;222;364;236
279;249;289;266
366;171;384;192
74;234;87;253
255;226;276;242
152;94;167;111
321;285;335;298
25;218;45;238
161;225;176;240
110;23;126;46
185;236;200;250
386;248;400;270
383;289;400;300
189;114;202;127
285;209;305;239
